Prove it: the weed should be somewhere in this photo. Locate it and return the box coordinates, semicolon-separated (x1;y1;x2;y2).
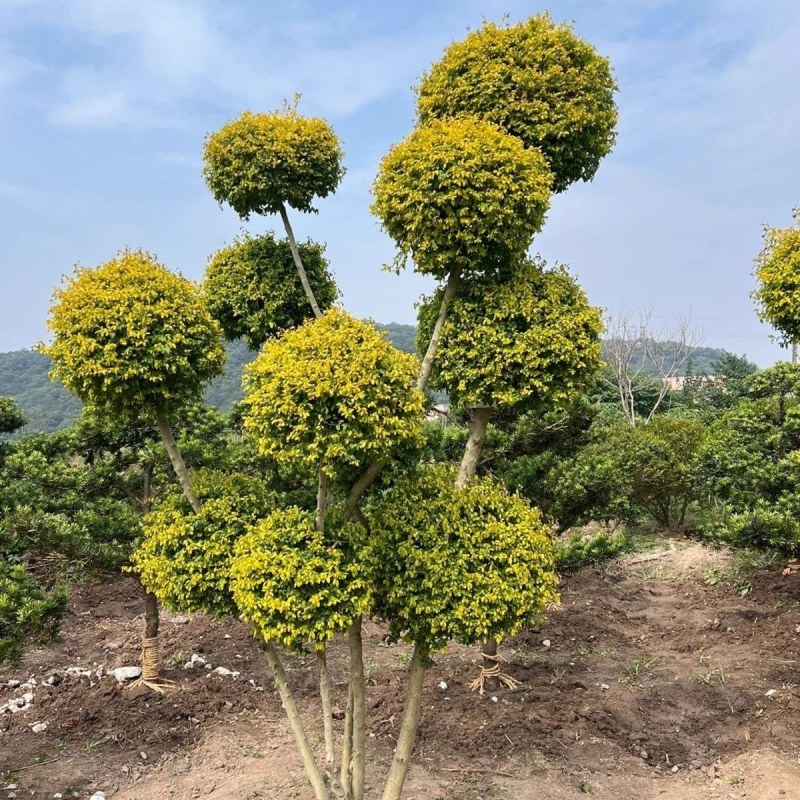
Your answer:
578;783;593;794
395;651;411;668
243;745;264;758
84;739;101;753
696;667;730;685
551;668;566;683
165;651;188;667
620;656;658;683
730;776;742;787
703;566;727;585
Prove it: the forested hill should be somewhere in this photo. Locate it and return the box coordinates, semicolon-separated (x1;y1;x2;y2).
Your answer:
0;322;418;433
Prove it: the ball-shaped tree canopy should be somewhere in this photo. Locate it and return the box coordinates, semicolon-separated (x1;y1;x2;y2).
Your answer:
205;231;339;350
369;464;558;660
231;507;370;651
242;309;424;477
417;258;602;410
372;116;552;280
752;219;800;347
203;109;345;218
132;471;272;618
45;249;225;421
416;14;617;193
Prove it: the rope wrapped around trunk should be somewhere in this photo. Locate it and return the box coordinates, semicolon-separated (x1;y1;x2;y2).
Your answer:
141;636;160;681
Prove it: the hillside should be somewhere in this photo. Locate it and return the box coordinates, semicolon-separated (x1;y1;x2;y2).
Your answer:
0;323;418;433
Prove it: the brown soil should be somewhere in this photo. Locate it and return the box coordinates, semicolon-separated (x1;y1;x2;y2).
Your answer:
2;543;799;800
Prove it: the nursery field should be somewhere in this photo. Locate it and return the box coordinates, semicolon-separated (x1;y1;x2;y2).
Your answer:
2;541;799;800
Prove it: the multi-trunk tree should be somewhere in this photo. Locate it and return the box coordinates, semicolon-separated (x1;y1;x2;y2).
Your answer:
43;12;618;800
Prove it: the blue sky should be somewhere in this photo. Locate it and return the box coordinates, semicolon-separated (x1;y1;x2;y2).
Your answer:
1;0;798;364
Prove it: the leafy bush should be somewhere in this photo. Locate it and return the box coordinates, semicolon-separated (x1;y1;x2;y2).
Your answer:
0;562;67;664
231;508;370;651
369;464;558;661
553;529;631;572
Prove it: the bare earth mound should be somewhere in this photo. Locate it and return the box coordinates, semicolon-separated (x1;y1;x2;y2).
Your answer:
2;542;799;799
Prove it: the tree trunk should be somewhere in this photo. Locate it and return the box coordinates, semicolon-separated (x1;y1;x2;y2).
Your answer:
345;461;384;518
480;637;498;692
455;406;492;489
155;416;200;513
793;341;797;364
264;641;329;800
417;264;462;393
316;649;336;773
340;682;354;797
279;202;322;319
140;462;160;682
348;619;366;800
379;645;425;800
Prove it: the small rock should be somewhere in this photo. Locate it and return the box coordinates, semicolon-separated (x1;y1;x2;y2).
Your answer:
140;751;148;760
53;794;63;799
223;634;231;639
641;750;648;760
437;681;448;690
765;689;777;698
89;793;106;800
112;666;142;682
671;765;679;773
31;721;48;733
600;683;610;691
542;639;551;648
7;680;20;689
121;766;130;775
491;696;499;703
213;667;240;677
796;625;800;635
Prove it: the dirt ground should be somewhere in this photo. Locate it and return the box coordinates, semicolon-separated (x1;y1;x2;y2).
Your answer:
2;541;799;800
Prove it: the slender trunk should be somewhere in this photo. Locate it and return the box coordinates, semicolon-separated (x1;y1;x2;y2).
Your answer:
279;202;322;319
379;645;426;800
316;649;336;772
417;264;462;393
678;498;689;527
344;265;462;520
348;619;366;800
316;467;329;533
481;637;498;692
793;341;797;364
455;406;492;489
264;641;329;800
141;463;160;682
155;416;200;513
345;461;384;518
340;682;354;797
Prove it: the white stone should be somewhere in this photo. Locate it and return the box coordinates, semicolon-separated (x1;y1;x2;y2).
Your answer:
112;666;142;682
31;721;48;733
89;793;106;800
437;681;448;690
542;639;551;647
213;667;240;677
7;680;20;689
765;689;777;698
600;683;610;691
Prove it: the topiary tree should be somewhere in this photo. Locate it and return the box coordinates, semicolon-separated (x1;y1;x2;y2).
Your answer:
416;13;618;193
203;106;345;319
44;249;226;513
372;115;553;391
752;210;800;357
205;231;339;350
243;308;424;480
417;257;602;486
44;249;225;688
231;507;370;789
368;463;558;795
235;307;424;800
